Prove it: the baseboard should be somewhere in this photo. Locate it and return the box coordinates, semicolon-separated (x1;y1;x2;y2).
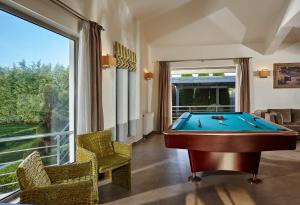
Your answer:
153;130;161;134
132;137;145;145
142;131;159;138
148;131;161;135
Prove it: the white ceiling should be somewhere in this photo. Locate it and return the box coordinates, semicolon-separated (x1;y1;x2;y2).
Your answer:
151;7;246;47
124;0;300;54
283;28;300;44
124;0;190;22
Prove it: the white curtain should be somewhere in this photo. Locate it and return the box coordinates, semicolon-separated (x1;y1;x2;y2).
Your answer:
77;21;91;134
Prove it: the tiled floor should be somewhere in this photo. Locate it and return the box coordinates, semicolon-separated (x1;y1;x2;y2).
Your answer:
100;134;300;205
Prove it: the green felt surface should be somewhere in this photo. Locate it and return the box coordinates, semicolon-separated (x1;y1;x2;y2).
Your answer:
174;112;284;131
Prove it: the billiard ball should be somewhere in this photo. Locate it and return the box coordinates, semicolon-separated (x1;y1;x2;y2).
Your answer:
211;115;224;120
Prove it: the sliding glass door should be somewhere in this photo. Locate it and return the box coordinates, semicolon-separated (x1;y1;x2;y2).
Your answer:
0;8;76;199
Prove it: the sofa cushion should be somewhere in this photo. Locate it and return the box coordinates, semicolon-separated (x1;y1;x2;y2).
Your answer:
264;113;277;123
253;110;267;118
285;123;300;132
292;109;300;123
17;151;51;190
268;109;292;123
286;122;300;126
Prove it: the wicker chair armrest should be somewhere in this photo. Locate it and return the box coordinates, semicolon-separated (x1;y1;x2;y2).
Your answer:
76;146;98;176
20;180;93;205
44;161;92;183
113;142;132;158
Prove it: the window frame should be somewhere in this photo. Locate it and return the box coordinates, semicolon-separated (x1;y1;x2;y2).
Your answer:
0;3;78;202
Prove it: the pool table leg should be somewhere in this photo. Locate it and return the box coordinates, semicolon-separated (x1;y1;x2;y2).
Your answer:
188;172;202;182
248;174;262;184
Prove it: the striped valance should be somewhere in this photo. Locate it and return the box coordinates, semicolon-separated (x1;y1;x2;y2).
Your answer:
114;42;137;71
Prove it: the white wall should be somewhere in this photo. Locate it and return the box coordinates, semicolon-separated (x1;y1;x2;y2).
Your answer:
251;44;300;110
61;0;150;141
170;60;236;74
150;43;300;124
60;0;137;132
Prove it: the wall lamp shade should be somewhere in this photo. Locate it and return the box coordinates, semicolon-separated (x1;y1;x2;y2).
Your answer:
101;55;116;68
258;68;270;78
144;72;153;80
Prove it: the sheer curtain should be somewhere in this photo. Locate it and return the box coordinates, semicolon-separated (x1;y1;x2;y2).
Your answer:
77;21;91;134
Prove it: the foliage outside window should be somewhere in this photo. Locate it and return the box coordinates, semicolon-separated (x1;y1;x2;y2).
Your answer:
181;74;193;77
213;73;225;76
198;73;209;76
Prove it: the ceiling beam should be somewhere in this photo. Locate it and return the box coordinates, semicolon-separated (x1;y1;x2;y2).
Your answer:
264;0;300;54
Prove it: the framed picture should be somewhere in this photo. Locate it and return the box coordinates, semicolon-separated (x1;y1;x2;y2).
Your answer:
273;63;300;88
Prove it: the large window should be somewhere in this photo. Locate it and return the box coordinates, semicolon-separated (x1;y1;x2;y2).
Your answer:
0;9;75;199
171;71;236;121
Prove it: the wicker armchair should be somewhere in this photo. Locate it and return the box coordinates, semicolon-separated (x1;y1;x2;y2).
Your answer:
16;151;98;205
76;129;132;190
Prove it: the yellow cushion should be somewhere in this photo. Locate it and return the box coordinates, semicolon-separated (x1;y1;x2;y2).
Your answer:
98;154;130;173
17;151;51;190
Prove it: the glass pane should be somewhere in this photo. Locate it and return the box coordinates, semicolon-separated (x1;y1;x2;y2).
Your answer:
218;88;235;112
196;88;217;106
172;72;236;121
219;88;231;105
178;88;217;106
0;10;73;199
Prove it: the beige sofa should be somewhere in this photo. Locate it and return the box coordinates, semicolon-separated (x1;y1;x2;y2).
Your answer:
254;109;300;138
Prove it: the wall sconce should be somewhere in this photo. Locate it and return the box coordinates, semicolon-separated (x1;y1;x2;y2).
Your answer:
144;71;153;80
101;54;116;68
258;68;271;78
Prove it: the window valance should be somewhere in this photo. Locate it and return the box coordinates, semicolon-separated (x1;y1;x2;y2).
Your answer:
114;41;136;71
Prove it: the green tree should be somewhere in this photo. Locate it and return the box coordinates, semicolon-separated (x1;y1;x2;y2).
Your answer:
0;60;69;127
213;73;225;76
198;73;209;76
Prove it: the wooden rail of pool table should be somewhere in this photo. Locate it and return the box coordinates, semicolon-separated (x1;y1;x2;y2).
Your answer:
164;130;298;152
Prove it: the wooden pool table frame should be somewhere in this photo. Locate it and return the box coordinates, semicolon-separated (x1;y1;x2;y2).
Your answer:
164;113;298;183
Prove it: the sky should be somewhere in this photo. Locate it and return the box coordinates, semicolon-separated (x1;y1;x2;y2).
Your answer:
0;10;71;68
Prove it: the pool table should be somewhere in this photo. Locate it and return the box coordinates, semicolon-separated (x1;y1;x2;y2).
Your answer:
164;112;298;183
